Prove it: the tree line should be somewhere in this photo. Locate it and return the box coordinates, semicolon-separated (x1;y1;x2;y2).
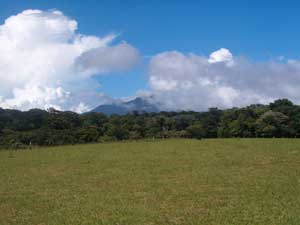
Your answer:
1;99;300;148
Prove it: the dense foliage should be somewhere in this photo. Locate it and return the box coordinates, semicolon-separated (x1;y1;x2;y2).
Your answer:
1;99;300;148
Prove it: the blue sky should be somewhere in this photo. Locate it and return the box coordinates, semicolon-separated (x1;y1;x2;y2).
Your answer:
2;0;300;57
1;1;300;111
1;0;300;98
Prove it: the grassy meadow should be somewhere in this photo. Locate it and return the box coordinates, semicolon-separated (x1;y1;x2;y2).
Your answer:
0;139;300;225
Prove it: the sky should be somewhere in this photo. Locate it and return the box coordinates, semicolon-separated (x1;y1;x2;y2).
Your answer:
1;0;300;112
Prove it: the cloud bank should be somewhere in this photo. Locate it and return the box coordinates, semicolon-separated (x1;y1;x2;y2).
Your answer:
0;9;139;112
148;49;300;111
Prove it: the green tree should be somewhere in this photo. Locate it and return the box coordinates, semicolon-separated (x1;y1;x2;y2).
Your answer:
186;122;206;139
256;110;290;137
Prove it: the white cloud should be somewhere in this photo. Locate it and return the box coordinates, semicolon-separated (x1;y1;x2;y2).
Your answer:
0;83;70;111
71;102;90;114
75;42;139;75
0;9;139;111
208;48;233;64
147;49;300;111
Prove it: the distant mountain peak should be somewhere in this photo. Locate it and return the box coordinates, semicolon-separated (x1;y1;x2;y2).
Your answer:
91;97;159;115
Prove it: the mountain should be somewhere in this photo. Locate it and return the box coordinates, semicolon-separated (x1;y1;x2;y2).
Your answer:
91;97;160;115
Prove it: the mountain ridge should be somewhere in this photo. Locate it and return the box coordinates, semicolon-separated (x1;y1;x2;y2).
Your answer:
91;97;159;115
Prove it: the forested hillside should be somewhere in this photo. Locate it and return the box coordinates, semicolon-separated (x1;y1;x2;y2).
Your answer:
1;99;300;148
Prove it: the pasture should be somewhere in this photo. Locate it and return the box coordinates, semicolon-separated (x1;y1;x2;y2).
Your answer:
0;139;300;225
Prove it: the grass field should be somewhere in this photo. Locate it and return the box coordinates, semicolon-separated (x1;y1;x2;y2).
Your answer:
0;139;300;225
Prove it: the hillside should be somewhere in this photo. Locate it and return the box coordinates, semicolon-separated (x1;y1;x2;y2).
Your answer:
0;99;299;148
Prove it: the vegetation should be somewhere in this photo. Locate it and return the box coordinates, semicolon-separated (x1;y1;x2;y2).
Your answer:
0;139;299;224
1;99;300;148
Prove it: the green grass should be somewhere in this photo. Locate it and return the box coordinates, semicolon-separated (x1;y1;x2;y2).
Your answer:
0;139;300;225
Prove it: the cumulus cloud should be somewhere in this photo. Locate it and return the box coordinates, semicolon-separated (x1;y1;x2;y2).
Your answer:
147;48;300;111
208;48;233;65
0;9;139;112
